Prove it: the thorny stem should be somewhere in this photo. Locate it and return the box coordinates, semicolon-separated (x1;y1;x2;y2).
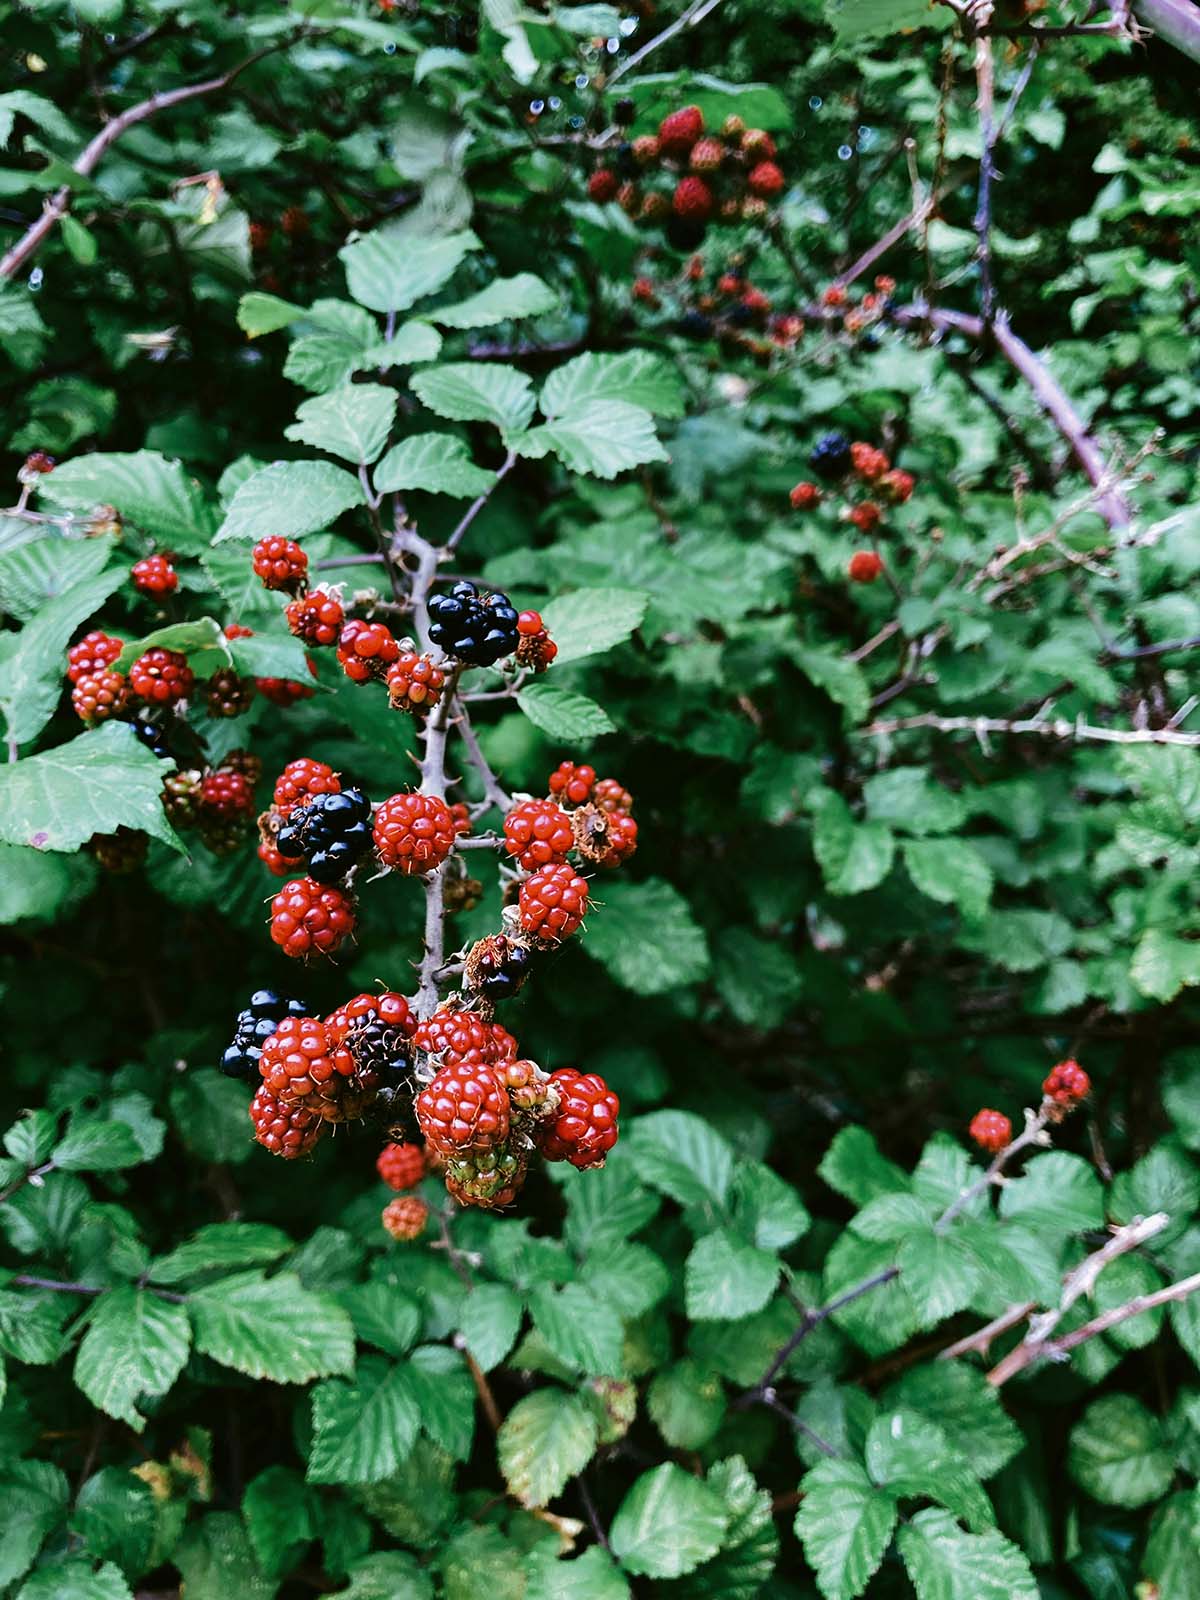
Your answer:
444;450;517;557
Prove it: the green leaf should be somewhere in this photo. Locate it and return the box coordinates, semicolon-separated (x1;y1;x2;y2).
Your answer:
498;1387;598;1508
73;1286;191;1431
794;646;869;724
0;722;181;854
903;839;993;921
373;434;496;498
407;1345;476;1461
885;1363;1022;1481
583;878;710;994
189;1271;355;1384
1131;928;1200;1002
39;450;215;551
0;1458;69;1586
541;351;686;420
999;1151;1104;1234
866;1409;993;1531
215;460;365;542
1068;1394;1175;1508
810;790;896;895
174;1511;274;1600
516;682;615;741
458;1282;524;1371
863;768;968;836
686;1229;779;1321
579;1241;670;1318
169;1069;258;1165
516;401;668;479
70;1467;157;1575
610;1463;730;1579
896;1228;982;1328
539;588;649;665
529;1284;624;1376
900;1511;1037;1600
53;1117;144;1171
0;536;113;622
111;617;232;678
647;1360;726;1450
411;363;537;431
0;567;127;747
226;628;314;683
340;1280;421;1358
629;1110;733;1209
794;1459;897;1600
340;227;481;313
15;1557;135;1600
819;1127;910;1207
716;929;804;1028
309;1357;421;1484
243;1465;314;1578
525;1545;630;1600
824;0;953;38
284;384;397;465
1143;1493;1198;1600
1090;1254;1165;1350
237;291;305;337
150;1222;294;1285
674;1456;778;1600
429;274;558;328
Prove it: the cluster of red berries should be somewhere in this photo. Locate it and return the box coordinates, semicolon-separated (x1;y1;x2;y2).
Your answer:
631;253;805;358
66;630;196;724
131;554;178;597
820;274;898;337
589;106;787;248
969;1059;1092;1153
162;751;261;856
790;434;916;587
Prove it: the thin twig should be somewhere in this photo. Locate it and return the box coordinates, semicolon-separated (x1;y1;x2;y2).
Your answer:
606;0;725;85
858;712;1200;747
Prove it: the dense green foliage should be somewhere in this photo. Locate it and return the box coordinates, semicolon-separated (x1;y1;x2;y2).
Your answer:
1;1;1199;1596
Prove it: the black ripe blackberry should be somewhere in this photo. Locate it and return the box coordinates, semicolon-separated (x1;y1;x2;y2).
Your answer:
427;581;519;667
207;669;256;718
131;717;173;760
679;310;714;340
666;217;706;253
613;96;636;127
465;933;535;1003
809;432;852;479
615;141;637;178
222;989;308;1080
275;788;372;884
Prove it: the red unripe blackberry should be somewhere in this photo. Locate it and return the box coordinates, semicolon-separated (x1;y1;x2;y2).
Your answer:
741;287;772;318
495;1057;557;1119
130;648;193;706
741;196;769;223
382;1195;429;1239
449;802;471;837
249;220;272;253
250;1084;324;1158
257;674;316;706
200;769;255;820
224;623;254;640
848;551;884;584
280;205;309;237
337;618;400;684
386;651;445;714
520;862;589;943
969;1108;1012;1154
690;137;724;173
286;589;344;646
131;554;178;596
326;990;416;1046
21;450;56;478
617;181;640;217
252;536;308;594
632;135;660;166
879;468;915;504
597;812;638;869
773;313;805;345
539;1069;619;1169
373;792;456;875
747;160;785;198
513;614;557;671
822;284;847;307
850;442;890;481
377;1141;426;1191
444;1145;527;1209
504;797;574;871
274;757;340;816
207;669;256;718
639;193;669;224
269;876;356;960
716;273;742;297
488;1022;519;1063
412;1008;494;1069
631;275;659;304
875;274;896;294
588;168;619;202
658;104;704;157
790;481;821;510
722;114;746;139
593;777;633;816
72;669;129;723
741;128;777;160
673;176;713;221
549;761;595;806
1043;1058;1090;1105
259;1014;358;1119
849;501;882;534
67;630;124;684
416;1058;510;1158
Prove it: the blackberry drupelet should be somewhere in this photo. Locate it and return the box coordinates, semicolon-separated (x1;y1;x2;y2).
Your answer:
427;581;520;667
275;788;372;884
222;989;308;1080
131;717;172;760
809;432;852;479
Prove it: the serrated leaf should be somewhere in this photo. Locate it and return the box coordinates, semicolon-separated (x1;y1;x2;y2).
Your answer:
0;1458;69;1586
826;0;953;38
819;1127;910;1207
150;1222;293;1285
647;1361;726;1450
407;1344;476;1461
583;878;710;994
863;768;968;836
897;1508;1037;1600
308;1357;421;1484
373;433;496;498
15;1556;134;1600
525;1545;630;1600
174;1511;274;1600
70;1466;157;1575
429;273;557;328
339;1279;421;1358
541;351;686;420
629;1110;733;1209
515;401;667;479
529;1284;624;1376
226;628;315;683
733;1162;811;1250
0;722;181;854
39;450;214;551
1068;1394;1174;1508
1131;928;1200;1002
0;566;127;746
885;1363;1022;1481
411;362;536;431
498;1388;598;1508
896;1228;982;1328
284;384;397;465
242;1466;314;1579
716;929;804;1028
674;1456;778;1600
686;1229;779;1321
459;1282;524;1371
539;588;648;664
610;1463;729;1578
517;682;615;740
215;460;364;542
810;790;896;895
111;617;231;678
794;646;869;724
340;227;481;312
0;537;113;623
53;1117;143;1171
169;1069;258;1165
866;1410;993;1531
998;1151;1103;1234
903;839;993;922
73;1287;191;1431
237;291;304;337
580;1240;670;1319
794;1459;897;1600
189;1271;355;1384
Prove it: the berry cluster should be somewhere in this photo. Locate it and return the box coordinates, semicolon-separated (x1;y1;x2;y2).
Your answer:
632;253;805;359
790;432;916;587
589;106;788;249
163;752;261;856
969;1059;1092;1153
820;274;898;338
